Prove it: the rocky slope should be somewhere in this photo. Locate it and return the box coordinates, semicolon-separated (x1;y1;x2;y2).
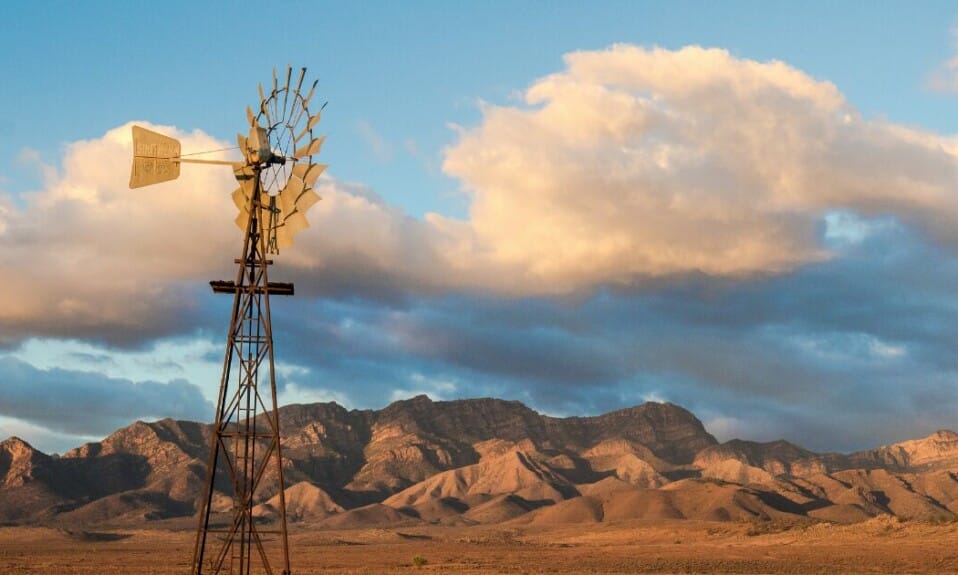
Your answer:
3;396;958;528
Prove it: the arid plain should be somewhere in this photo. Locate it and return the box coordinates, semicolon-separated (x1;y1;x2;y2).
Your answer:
4;518;958;574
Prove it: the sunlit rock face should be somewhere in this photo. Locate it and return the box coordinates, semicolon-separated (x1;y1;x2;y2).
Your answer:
4;396;958;527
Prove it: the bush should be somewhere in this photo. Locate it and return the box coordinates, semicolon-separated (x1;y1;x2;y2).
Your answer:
412;555;428;568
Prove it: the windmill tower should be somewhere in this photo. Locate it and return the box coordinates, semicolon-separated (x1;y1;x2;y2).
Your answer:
130;67;326;575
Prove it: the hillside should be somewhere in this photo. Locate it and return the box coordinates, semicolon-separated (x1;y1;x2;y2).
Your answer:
3;396;958;527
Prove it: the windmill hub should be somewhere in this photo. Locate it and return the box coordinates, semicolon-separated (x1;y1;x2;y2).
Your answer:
246;125;283;165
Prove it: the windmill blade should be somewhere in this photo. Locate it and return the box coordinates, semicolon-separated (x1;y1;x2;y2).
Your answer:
293;112;322;143
235;210;250;232
231;164;257;231
292;163;326;186
302;80;318;108
276;186;296;216
294;67;306;98
260;100;272;126
272;66;278;95
284;176;306;198
291;163;309;180
295;189;321;213
305;164;327;186
232;187;249;212
283;65;293;116
275;226;293;250
284;211;309;235
246;106;255;126
293;136;325;159
236;133;249;160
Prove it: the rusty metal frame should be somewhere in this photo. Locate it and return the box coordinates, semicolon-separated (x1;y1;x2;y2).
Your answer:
190;167;292;575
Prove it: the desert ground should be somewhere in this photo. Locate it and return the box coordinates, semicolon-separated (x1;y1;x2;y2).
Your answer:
3;518;958;574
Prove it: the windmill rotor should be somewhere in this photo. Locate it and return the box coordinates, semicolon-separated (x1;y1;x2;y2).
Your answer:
129;64;326;254
233;65;327;254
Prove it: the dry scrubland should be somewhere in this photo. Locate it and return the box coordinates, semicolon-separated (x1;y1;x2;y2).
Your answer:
4;518;958;574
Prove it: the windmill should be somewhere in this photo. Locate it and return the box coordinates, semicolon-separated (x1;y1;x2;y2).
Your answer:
130;66;326;575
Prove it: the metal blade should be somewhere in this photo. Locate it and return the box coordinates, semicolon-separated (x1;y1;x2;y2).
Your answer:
272;66;278;95
292;162;326;186
304;164;326;186
258;82;265;104
294;67;306;97
277;187;296;216
284;211;308;235
235;211;250;232
285;176;306;198
283;65;293;119
232;188;249;212
293;136;325;159
275;226;293;249
294;125;309;143
236;133;248;160
260;100;272;127
302;80;318;108
246;106;255;126
291;163;309;180
294;112;322;143
295;189;321;213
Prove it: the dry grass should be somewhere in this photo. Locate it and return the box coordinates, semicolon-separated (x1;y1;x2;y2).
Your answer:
3;518;958;574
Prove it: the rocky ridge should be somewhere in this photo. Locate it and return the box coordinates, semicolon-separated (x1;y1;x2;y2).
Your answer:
3;396;958;528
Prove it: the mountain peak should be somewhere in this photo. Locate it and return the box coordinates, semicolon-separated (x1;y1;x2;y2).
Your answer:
1;436;37;453
852;428;958;472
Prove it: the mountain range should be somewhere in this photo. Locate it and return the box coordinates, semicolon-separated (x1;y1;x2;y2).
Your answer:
3;395;958;528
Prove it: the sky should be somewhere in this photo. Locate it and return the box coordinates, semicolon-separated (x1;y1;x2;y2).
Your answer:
2;1;958;455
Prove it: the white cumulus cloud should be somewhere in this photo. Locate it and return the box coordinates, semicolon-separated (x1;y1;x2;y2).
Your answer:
3;45;958;344
928;26;958;94
442;45;958;293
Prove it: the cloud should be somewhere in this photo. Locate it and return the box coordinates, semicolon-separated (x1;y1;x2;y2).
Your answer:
0;356;213;436
0;415;100;455
357;119;393;161
0;122;239;345
928;26;958;94
5;45;958;347
281;45;958;298
442;45;958;293
261;215;958;452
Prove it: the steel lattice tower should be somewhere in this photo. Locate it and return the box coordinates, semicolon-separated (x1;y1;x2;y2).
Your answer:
191;165;293;575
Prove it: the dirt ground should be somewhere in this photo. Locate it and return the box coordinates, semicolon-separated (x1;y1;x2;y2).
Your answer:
2;517;958;574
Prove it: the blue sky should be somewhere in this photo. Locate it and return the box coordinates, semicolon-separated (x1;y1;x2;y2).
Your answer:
2;2;958;454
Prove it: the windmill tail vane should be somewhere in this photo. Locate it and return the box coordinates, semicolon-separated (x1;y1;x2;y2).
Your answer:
129;65;325;575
